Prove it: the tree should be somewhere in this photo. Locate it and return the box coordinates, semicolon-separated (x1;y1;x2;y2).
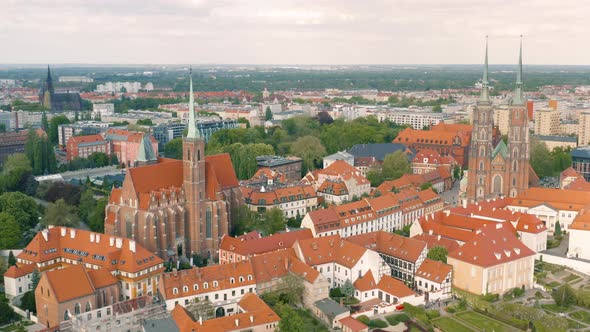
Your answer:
0;256;7;279
317;111;334;125
263;207;287;235
43;182;82;205
136;118;153;126
88;197;107;233
427;246;448;263
279;273;305;306
20;291;36;314
381;150;411;181
277;303;305;332
44;199;80;227
31;269;40;290
0;212;21;249
432;104;443;112
185;297;215;320
453;165;462;180
41;112;49;131
164;138;183;159
265;106;273;121
0;301;18;325
78;188;96;223
290;136;326;174
1;153;32;192
554;221;562;237
342;279;355;298
0;191;41;229
530;138;554;178
366;168;385;187
0;123;5;133
552;284;576;307
8;250;16;266
48;115;70;144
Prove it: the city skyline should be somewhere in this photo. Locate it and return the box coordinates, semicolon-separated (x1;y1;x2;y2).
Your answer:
1;0;589;65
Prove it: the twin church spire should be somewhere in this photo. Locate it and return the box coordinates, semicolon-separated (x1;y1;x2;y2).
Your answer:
479;35;524;105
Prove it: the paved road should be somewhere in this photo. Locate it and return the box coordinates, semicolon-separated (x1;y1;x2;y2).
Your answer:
440;180;461;207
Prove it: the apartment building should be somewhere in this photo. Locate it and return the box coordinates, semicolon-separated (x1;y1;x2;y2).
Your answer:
579;111;590;146
533;108;561;136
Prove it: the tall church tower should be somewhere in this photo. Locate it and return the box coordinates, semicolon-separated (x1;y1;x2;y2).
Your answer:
505;36;530;197
40;66;54;110
466;37;495;202
182;69;206;257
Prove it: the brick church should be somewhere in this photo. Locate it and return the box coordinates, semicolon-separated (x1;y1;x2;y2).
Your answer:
105;72;242;260
466;37;537;203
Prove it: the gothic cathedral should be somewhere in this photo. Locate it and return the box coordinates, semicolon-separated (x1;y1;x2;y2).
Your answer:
466;37;531;203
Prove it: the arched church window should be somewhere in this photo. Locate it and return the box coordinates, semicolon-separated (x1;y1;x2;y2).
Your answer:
198;149;201;161
187;149;191;161
512;177;516;186
513;148;518;159
479;161;484;171
479;146;485;157
513;160;518;172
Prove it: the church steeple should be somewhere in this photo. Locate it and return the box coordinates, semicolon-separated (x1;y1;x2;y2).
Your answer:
479;36;490;103
512;36;525;105
45;65;54;93
186;67;200;139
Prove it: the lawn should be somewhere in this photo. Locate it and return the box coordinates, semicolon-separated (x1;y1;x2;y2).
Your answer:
570;310;590;325
455;311;518;332
541;304;575;313
547;281;561;288
431;317;474;332
562;274;581;283
567;318;586;329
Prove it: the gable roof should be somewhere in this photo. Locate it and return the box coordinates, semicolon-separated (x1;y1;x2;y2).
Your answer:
415;258;452;283
250;248;320;284
4;263;37;279
411;233;460;253
510;188;590;211
346;231;427;263
377;275;416;298
44;265;95;302
339;316;368;332
492;140;508;159
295;235;367;268
220;229;313;258
353;270;376;291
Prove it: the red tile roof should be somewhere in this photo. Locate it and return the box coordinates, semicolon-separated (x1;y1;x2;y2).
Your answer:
339;316;368;332
160;261;256;299
18;227;162;274
415;258;452;284
295;235;367;268
377;275;416;298
220;229;313;258
510;188;590;211
250;248;320;284
44;265;95;302
353;270;376;291
171;293;279;332
4;263;37;279
411;233;460;253
346;231;427;263
448;223;535;268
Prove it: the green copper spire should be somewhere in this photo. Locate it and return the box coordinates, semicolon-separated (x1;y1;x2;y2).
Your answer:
186;67;200;139
512;35;525;105
479;36;490;102
137;133;157;162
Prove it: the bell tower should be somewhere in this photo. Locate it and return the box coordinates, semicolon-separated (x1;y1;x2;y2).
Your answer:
183;68;206;257
466;37;495;203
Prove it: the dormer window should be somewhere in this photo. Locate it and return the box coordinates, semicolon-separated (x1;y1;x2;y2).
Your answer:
193;284;199;291
203;282;208;289
172;288;178;295
183;286;188;293
212;281;218;287
229;278;235;285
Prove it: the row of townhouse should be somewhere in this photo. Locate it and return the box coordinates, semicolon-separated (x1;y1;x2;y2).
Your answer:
302;160;371;205
159;248;329;313
300;188;444;238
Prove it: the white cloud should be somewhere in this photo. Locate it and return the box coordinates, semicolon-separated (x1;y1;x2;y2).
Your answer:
0;0;587;64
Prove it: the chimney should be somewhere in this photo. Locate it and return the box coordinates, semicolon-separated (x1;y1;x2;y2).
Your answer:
479;206;482;211
115;238;123;248
129;240;136;253
249;315;254;323
444;210;450;217
340;298;344;307
428;229;433;235
235;319;239;327
476;229;482;235
173;268;178;277
496;223;502;229
70;229;76;239
437;235;441;240
311;243;318;250
90;233;95;243
109;237;115;247
462;198;467;208
41;229;49;242
198;316;202;326
95;234;101;243
61;227;67;237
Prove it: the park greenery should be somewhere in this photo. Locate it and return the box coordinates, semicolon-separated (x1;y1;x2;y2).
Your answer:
529;138;572;178
204;115;406;177
366;150;411;186
427;246;449;263
232;206;288;237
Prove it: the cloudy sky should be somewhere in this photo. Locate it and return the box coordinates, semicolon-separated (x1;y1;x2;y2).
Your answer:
0;0;587;65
